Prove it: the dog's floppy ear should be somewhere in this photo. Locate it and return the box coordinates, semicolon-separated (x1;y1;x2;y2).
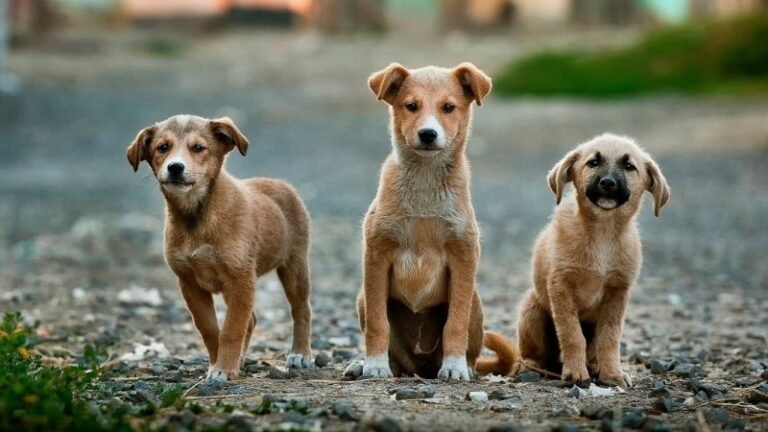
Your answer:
645;158;670;217
453;63;492;106
210;117;249;156
126;125;157;172
547;150;580;205
368;63;409;104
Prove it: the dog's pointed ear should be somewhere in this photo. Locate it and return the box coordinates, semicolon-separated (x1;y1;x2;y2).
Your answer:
210;117;249;156
645;158;670;217
126;125;157;172
453;63;492;106
368;63;410;104
547;150;580;205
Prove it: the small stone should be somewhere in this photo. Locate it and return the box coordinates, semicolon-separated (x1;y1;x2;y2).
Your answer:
488;425;524;432
489;389;516;400
267;366;291;379
652;397;681;413
642;415;670;432
746;390;768;404
698;383;727;397
761;370;768;380
648;388;671;399
466;391;488;402
391;384;436;400
568;385;587;398
695;391;709;402
546;380;570;388
282;411;305;424
619;409;644;429
314;352;331;368
343;361;364;379
696;349;714;363
369;417;403;432
164;370;183;383
332;401;359;421
245;362;267;374
189;379;224;397
579;404;604;419
649;359;669;375
132;380;159;405
516;371;541;382
670;364;704;378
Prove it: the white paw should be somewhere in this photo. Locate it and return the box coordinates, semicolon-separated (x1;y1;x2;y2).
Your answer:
362;355;393;379
286;353;312;369
206;366;231;382
438;356;471;381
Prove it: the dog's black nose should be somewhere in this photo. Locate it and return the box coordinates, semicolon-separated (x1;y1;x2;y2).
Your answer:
599;177;617;191
418;129;438;145
167;162;185;176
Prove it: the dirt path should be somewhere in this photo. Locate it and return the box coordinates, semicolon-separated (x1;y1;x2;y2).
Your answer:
1;28;767;431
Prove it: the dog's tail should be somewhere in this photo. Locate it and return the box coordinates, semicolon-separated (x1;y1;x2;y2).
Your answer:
475;331;518;376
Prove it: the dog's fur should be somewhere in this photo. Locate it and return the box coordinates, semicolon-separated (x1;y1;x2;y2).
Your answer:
347;63;515;381
126;115;313;381
485;134;670;385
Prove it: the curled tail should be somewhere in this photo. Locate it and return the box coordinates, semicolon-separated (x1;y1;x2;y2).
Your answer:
475;331;518;376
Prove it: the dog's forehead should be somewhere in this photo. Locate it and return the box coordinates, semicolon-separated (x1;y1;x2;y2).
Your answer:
582;134;644;161
405;67;459;93
156;115;210;137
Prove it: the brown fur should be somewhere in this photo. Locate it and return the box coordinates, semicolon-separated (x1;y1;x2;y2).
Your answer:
351;63;513;380
503;134;670;385
126;115;313;381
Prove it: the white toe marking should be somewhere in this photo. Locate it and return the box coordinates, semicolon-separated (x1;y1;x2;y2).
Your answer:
286;353;312;369
206;366;229;382
362;354;393;378
438;356;471;381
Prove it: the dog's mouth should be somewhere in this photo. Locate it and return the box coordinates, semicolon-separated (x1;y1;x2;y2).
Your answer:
161;180;196;188
586;183;630;210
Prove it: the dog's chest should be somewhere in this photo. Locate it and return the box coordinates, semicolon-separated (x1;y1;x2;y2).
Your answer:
167;243;225;294
388;218;450;312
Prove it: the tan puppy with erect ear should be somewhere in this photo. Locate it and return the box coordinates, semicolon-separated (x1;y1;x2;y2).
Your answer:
496;134;670;385
126;115;313;381
344;63;517;381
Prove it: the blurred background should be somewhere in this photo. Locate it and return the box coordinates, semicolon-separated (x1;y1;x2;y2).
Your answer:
0;0;767;395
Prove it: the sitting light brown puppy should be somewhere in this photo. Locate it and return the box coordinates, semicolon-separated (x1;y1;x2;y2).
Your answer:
516;134;670;385
345;63;516;381
126;115;313;381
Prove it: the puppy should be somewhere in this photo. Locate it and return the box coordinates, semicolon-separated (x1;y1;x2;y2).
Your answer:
496;134;670;385
126;115;313;381
346;63;515;381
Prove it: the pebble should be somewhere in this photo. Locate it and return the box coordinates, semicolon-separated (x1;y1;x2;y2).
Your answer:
488;425;524;432
332;401;359;422
642;415;670;432
516;371;541;383
621;409;647;429
131;380;159;405
314;351;331;367
343;362;363;379
670;364;704;378
648;387;671;398
281;411;305;425
367;417;403;432
746;390;768;404
568;385;587;398
697;383;727;397
466;391;488;402
488;389;517;400
267;366;292;380
649;359;669;375
188;379;224;397
390;385;436;400
652;397;682;413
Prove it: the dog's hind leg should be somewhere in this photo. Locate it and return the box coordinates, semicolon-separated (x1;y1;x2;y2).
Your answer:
516;290;554;375
278;257;313;368
240;311;257;369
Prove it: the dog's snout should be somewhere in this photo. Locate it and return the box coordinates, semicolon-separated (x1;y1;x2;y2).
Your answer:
418;129;438;145
599;177;618;191
167;162;185;176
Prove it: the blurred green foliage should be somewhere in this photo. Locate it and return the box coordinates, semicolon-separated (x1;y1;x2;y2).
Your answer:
495;12;768;97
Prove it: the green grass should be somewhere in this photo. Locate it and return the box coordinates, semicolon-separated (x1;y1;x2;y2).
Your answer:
495;12;768;98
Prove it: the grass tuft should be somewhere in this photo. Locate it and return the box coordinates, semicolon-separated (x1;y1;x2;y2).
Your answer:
495;12;768;98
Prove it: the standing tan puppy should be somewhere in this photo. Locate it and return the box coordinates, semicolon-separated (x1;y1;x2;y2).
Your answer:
487;134;670;385
126;115;313;381
346;63;515;381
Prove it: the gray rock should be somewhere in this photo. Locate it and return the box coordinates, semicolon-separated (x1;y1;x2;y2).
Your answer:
516;371;541;382
314;351;331;368
670;363;704;378
648;387;671;398
332;401;359;421
649;359;669;375
652;397;682;413
267;366;292;379
368;417;403;432
132;380;159;405
621;409;647;429
746;390;768;404
282;411;306;424
391;384;436;400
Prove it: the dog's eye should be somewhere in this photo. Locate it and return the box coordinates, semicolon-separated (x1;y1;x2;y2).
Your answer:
586;158;600;167
624;162;636;171
405;102;418;112
442;103;456;114
157;143;169;153
192;144;206;153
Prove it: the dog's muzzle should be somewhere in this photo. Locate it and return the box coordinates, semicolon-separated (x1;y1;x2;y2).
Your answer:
586;175;630;210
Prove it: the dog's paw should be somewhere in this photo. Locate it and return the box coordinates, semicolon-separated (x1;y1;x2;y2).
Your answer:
343;359;364;378
286;353;312;369
561;360;590;384
361;355;393;379
206;365;238;382
600;371;633;388
437;356;472;381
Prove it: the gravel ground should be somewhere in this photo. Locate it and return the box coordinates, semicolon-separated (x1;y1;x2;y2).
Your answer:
1;28;767;431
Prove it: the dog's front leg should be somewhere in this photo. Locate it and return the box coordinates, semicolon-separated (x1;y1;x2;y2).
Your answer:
548;272;590;384
208;274;255;382
361;244;393;378
594;285;631;387
179;277;220;365
439;238;479;381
